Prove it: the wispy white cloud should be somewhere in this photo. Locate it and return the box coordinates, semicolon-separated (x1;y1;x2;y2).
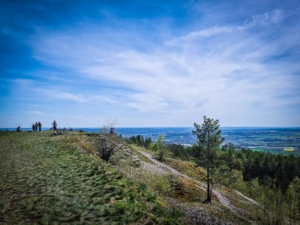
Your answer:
51;91;86;103
33;89;118;104
250;9;285;26
27;110;43;115
26;6;300;126
168;9;286;44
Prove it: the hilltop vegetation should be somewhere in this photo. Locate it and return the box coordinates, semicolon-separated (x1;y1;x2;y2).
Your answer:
1;130;299;224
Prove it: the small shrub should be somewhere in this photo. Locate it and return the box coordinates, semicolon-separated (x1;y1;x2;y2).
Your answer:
153;175;173;195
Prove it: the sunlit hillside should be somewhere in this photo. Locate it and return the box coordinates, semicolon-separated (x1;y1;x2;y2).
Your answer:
1;131;299;224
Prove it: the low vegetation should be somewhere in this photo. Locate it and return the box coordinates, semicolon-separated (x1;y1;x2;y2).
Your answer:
0;132;182;224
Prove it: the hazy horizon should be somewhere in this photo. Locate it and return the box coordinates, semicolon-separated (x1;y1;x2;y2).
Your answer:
2;126;300;129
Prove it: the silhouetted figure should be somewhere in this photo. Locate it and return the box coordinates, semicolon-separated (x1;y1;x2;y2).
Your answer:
38;122;42;132
35;122;38;131
53;120;57;131
32;123;34;131
17;126;21;132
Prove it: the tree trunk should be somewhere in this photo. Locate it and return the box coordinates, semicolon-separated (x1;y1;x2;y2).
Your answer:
207;166;211;202
209;181;213;201
203;158;211;203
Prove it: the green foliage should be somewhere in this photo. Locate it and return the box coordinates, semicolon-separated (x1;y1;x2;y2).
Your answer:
152;175;173;195
126;135;152;149
250;181;288;225
193;116;225;202
286;176;300;223
167;144;198;161
153;135;166;161
223;147;300;194
193;116;225;154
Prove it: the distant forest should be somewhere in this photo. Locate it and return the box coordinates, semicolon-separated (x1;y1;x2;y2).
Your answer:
173;143;299;193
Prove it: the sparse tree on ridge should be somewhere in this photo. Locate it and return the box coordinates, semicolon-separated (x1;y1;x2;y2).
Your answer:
98;117;119;161
193;116;225;203
152;135;165;161
144;137;152;149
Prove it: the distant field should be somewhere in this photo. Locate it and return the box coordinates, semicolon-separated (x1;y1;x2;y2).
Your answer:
250;147;300;155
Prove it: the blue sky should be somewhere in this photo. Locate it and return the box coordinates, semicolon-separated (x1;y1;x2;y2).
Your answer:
1;0;299;128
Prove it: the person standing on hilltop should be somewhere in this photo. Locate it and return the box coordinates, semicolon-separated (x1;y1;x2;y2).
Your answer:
38;122;42;132
35;122;38;131
53;120;57;131
32;123;35;131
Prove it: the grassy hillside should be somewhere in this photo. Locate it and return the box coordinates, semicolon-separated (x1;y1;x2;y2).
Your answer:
0;132;182;224
3;131;294;224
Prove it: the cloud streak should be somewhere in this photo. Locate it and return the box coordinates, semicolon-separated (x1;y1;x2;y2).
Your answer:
170;9;286;43
27;110;43;115
33;89;118;104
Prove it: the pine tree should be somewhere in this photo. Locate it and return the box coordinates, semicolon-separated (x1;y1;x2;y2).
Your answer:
193;116;225;203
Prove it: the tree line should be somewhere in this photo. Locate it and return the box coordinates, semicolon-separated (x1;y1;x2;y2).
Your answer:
126;134;152;149
169;141;300;194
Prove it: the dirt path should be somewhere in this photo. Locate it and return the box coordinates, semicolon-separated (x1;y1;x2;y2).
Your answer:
235;190;260;205
138;150;254;216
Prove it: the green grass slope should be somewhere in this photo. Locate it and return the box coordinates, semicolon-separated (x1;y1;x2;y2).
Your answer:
0;132;180;224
